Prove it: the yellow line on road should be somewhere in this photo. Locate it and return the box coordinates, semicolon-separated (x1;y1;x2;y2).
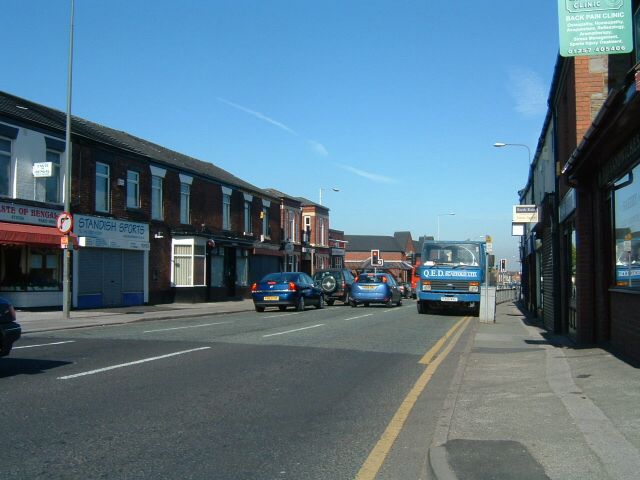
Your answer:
355;316;473;480
419;316;469;365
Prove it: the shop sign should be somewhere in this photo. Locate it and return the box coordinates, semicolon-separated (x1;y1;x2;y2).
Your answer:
32;162;53;177
74;214;150;251
0;201;59;226
558;0;633;57
513;205;539;223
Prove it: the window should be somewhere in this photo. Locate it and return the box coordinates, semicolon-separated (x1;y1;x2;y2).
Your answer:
0;246;62;291
222;192;231;230
613;164;640;289
243;200;251;234
635;6;640;64
95;162;110;212
0;137;11;197
262;206;270;237
180;182;190;224
236;250;248;286
172;240;206;287
151;175;163;220
289;211;296;243
127;170;140;208
304;215;311;243
35;150;61;203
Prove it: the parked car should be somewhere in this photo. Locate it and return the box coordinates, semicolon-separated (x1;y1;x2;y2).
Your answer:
350;273;403;307
251;272;324;312
312;269;355;305
0;297;21;357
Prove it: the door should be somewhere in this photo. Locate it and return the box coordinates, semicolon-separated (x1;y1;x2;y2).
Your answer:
102;250;123;307
224;247;236;297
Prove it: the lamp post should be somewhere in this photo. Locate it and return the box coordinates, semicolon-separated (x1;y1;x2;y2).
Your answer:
62;0;75;320
493;142;531;165
437;212;455;241
319;187;339;205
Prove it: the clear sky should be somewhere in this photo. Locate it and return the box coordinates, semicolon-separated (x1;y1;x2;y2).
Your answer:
2;1;561;267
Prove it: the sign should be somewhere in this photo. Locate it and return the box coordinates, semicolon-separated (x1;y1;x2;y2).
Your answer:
74;214;150;251
56;212;73;234
0;201;60;226
513;205;539;223
558;0;633;57
32;162;53;178
284;242;294;254
512;223;525;236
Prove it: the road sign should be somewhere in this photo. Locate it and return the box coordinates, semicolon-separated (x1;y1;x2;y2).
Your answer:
558;0;633;57
56;212;73;234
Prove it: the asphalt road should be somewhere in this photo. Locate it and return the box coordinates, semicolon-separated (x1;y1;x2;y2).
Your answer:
1;300;474;479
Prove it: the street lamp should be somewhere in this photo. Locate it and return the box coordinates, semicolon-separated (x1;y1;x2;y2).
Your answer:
493;142;531;165
437;212;455;241
319;187;339;205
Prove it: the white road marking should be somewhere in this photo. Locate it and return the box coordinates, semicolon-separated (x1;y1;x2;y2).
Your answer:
344;314;374;321
143;322;229;333
262;312;304;319
14;340;76;349
57;347;211;380
262;324;325;338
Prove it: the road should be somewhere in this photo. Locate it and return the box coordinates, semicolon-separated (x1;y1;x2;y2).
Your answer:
0;300;475;480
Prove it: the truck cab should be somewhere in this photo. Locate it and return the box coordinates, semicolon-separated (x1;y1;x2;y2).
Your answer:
415;240;485;315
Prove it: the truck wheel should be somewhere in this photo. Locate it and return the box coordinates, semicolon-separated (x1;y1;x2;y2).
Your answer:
417;301;426;314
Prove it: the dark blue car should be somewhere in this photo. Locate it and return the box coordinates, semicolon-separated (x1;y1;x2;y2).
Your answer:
0;297;21;357
351;273;403;307
251;272;324;312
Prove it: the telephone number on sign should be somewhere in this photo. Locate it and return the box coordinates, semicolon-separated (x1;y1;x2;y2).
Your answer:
567;45;626;54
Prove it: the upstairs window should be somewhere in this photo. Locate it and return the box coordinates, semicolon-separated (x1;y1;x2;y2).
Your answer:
222;188;231;231
151;175;163;220
126;170;140;208
35;150;62;203
0;137;11;197
243;200;251;234
180;182;190;224
95;162;110;212
261;206;270;237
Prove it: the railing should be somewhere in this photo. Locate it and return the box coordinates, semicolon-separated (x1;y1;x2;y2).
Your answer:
495;287;518;304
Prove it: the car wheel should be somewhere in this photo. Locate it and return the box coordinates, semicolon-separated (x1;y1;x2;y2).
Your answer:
326;299;335;306
417;301;425;314
296;296;305;311
255;305;265;312
350;299;358;308
386;299;393;307
279;305;287;311
397;298;402;307
364;302;369;307
316;295;324;309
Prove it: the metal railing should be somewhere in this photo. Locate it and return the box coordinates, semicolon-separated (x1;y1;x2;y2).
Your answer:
495;287;519;304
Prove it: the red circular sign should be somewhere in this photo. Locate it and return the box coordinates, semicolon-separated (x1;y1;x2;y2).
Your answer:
56;212;73;234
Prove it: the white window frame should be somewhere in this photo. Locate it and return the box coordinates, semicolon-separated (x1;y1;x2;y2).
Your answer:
180;183;190;224
151;175;163;220
222;186;232;231
126;170;140;209
34;149;61;204
171;238;206;287
261;199;271;238
95;162;110;213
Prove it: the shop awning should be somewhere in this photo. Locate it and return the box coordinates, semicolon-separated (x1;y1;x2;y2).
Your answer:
0;222;73;247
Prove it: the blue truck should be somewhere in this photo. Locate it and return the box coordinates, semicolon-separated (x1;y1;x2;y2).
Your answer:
415;240;486;315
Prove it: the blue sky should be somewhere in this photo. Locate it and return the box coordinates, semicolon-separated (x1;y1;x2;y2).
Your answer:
3;1;560;267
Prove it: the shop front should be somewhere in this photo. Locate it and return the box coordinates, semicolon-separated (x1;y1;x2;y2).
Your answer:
0;201;66;308
73;214;149;308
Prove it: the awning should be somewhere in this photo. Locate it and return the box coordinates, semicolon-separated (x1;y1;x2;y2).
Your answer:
0;222;74;248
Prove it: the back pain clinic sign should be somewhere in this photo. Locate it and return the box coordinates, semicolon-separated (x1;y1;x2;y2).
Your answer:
558;0;633;57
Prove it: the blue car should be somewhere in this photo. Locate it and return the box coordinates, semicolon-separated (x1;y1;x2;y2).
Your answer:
351;273;403;307
251;272;324;312
0;297;21;357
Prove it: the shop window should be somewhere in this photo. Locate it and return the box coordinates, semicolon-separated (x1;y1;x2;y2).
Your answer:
172;240;205;287
236;250;248;286
151;175;163;220
210;251;224;287
613;164;640;289
127;170;140;208
0;246;61;291
95;162;110;212
0;137;11;197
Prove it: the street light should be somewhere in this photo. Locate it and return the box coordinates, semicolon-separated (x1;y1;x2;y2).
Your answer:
437;212;455;241
319;187;339;205
493;142;531;165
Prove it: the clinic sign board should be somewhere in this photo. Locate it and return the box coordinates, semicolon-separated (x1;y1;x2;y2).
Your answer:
74;214;150;251
558;0;633;57
513;205;539;223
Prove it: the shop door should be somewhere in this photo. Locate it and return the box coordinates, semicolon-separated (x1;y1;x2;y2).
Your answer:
102;249;123;307
224;247;236;297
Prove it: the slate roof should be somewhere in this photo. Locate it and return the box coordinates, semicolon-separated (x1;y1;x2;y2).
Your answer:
344;235;404;252
0;91;275;200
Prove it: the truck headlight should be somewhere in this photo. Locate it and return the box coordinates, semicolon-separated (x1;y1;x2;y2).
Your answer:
469;282;479;292
421;281;431;291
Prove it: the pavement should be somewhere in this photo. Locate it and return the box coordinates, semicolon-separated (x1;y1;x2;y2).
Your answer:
13;299;640;479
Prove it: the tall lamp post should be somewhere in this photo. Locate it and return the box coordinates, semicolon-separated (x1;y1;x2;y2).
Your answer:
437;212;455;241
319;187;339;205
62;0;75;320
493;142;531;165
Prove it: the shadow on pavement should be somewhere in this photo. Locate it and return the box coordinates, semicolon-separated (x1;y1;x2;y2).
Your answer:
0;358;72;378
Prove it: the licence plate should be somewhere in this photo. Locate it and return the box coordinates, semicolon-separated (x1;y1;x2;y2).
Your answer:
362;285;376;290
263;296;279;301
441;296;458;302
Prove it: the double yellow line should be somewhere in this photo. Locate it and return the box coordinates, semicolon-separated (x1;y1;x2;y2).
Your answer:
355;316;473;480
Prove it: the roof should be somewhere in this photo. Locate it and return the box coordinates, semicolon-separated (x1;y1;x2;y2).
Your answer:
344;235;403;252
393;231;412;249
0;90;275;200
345;258;413;270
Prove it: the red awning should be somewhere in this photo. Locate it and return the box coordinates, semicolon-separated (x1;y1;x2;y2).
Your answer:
0;222;72;247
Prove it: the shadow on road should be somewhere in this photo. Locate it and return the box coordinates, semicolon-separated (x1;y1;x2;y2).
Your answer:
0;358;72;378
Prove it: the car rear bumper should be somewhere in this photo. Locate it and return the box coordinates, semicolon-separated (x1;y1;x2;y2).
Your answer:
352;291;391;303
0;321;21;356
252;292;297;307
